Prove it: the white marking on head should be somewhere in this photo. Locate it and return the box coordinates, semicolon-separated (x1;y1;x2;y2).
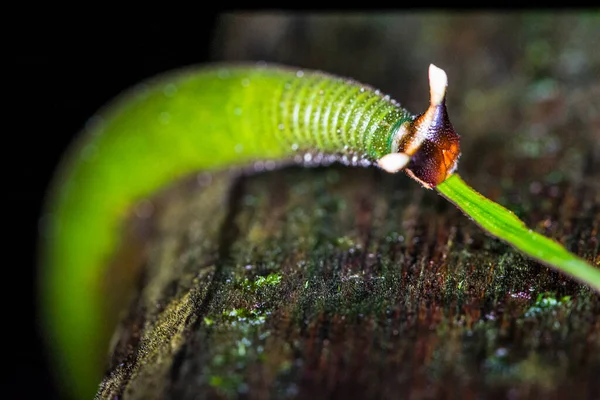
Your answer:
404;169;433;189
377;153;411;173
428;64;448;106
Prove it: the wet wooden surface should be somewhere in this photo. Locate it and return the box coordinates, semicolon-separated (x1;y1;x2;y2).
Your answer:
97;14;599;399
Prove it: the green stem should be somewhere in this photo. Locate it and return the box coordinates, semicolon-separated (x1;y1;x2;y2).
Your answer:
436;174;600;292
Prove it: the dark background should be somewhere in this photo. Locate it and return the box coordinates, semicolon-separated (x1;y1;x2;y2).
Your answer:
12;11;600;399
13;14;219;399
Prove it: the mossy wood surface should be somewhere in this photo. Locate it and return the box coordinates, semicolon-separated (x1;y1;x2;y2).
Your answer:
98;165;599;399
97;14;599;399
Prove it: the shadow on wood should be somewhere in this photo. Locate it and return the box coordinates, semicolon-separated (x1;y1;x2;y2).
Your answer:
97;13;600;400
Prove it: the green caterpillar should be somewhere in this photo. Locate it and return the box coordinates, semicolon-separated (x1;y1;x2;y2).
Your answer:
40;62;597;399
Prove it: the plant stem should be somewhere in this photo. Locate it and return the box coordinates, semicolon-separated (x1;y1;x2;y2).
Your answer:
436;174;600;292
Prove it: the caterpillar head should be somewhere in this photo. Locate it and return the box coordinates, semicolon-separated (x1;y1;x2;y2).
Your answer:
381;64;461;188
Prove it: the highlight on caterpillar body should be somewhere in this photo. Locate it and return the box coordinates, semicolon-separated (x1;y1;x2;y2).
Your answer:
39;62;460;398
39;61;598;399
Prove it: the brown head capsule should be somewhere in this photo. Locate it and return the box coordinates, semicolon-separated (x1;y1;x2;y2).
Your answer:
384;65;461;188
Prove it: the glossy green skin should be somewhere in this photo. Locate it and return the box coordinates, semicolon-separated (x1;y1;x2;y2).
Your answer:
40;64;411;398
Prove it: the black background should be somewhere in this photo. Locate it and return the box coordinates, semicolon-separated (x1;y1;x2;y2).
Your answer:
12;14;219;399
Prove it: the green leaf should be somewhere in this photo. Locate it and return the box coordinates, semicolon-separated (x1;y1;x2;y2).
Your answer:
436;174;600;292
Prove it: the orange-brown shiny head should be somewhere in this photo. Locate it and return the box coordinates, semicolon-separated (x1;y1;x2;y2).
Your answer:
401;65;461;188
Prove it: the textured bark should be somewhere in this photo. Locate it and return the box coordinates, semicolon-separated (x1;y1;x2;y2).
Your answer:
97;14;600;400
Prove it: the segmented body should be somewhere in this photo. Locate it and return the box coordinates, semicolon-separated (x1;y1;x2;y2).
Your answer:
40;64;414;397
